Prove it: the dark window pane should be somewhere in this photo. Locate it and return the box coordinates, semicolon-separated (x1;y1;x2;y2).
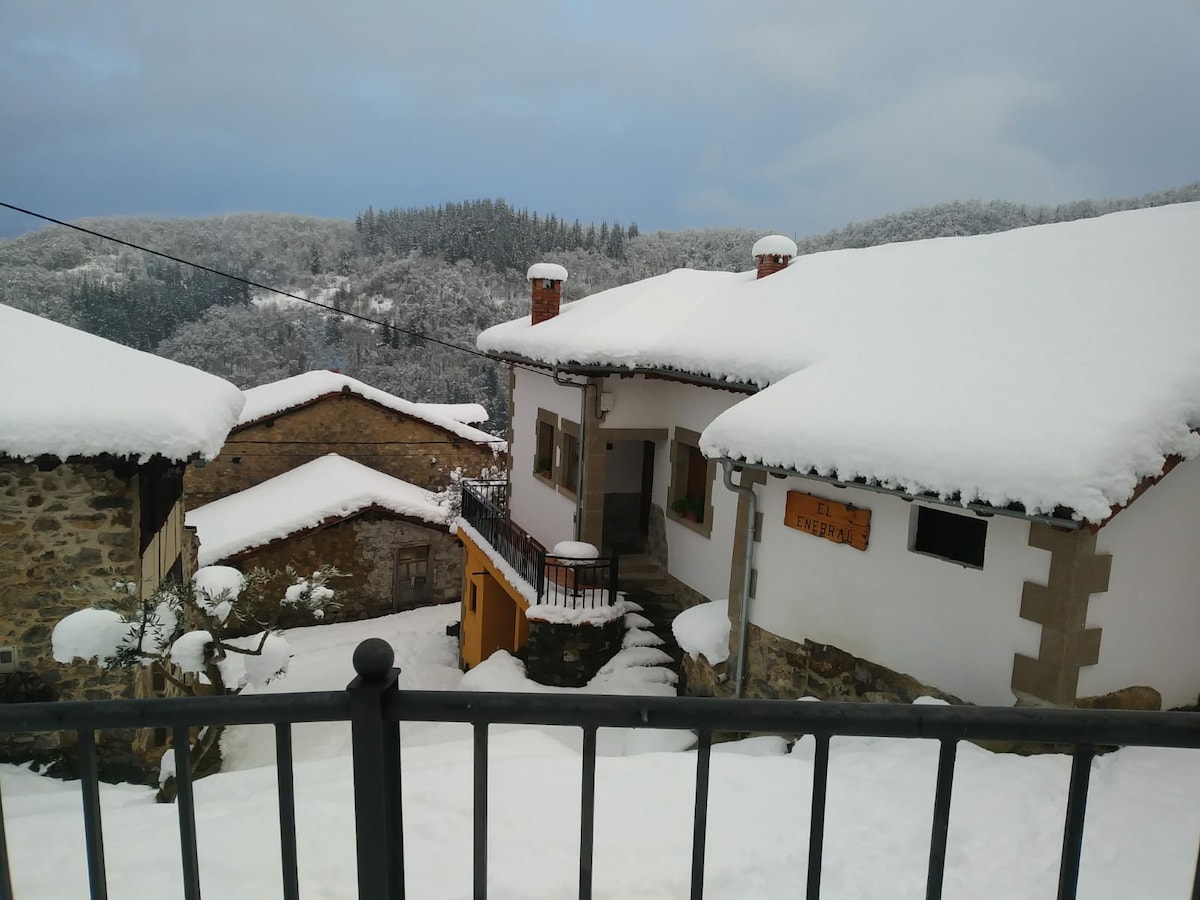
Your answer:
913;507;987;568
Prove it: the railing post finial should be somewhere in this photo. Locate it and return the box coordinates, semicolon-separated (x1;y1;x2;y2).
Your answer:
352;638;396;683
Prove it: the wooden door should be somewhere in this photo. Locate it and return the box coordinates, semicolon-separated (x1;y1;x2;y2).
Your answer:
392;544;432;610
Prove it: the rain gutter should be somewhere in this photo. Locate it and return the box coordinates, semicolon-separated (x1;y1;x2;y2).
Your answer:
719;460;758;699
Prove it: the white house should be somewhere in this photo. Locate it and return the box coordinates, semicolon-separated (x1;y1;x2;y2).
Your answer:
476;202;1200;709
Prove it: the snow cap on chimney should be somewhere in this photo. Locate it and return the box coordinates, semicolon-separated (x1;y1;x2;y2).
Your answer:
527;263;569;325
752;235;798;279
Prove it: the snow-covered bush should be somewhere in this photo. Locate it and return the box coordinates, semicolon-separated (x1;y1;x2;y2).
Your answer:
51;563;342;799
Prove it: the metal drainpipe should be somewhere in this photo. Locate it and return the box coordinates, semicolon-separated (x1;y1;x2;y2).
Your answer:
553;367;588;541
720;460;758;699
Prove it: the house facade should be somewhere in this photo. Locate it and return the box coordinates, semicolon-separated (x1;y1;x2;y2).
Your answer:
0;304;243;774
187;454;460;630
186;370;505;509
473;203;1200;710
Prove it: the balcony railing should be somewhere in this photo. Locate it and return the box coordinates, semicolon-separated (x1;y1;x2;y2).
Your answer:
461;479;618;608
2;639;1199;899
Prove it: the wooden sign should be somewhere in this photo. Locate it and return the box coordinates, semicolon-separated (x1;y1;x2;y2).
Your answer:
784;491;871;551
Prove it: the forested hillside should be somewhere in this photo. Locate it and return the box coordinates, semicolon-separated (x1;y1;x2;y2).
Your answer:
2;182;1197;427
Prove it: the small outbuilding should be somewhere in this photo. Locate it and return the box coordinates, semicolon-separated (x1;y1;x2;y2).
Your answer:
187;454;461;627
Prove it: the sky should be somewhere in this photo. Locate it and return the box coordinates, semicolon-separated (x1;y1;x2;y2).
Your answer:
1;1;1198;239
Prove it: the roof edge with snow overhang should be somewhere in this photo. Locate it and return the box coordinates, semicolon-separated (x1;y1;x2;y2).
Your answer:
187;453;451;566
486;351;761;395
710;455;1085;530
0;304;244;463
235;370;505;449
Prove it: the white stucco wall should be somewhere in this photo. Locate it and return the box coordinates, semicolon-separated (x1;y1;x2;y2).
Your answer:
601;376;745;604
603;440;644;493
750;477;1049;705
1083;459;1200;707
508;366;580;549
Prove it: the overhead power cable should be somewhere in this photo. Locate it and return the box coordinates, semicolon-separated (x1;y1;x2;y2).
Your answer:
0;200;541;373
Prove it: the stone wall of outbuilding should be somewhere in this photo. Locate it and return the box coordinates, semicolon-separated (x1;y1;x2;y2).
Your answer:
216;512;461;632
186;393;502;508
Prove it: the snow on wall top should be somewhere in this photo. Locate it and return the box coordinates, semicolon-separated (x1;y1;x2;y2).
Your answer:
526;263;568;282
751;234;798;258
0;304;244;462
482;204;1200;522
187;453;449;565
410;402;489;424
237;370;504;447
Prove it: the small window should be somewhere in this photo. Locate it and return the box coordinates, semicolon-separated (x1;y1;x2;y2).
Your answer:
560;429;580;495
535;420;555;479
684;446;708;522
534;409;557;482
468;581;478;614
668;428;713;535
911;506;987;568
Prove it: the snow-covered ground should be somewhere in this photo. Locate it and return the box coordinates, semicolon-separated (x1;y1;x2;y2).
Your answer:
4;605;1200;899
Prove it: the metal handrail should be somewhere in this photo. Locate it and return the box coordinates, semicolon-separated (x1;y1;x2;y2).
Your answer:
1;638;1199;900
461;480;619;608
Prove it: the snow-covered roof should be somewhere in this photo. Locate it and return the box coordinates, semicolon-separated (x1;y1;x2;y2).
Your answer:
187;453;449;565
751;234;798;258
527;263;568;282
0;304;244;462
482;203;1200;522
237;370;503;447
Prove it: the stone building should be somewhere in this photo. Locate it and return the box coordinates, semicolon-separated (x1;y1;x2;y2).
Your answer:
187;454;459;628
472;204;1200;710
0;304;242;775
186;370;505;509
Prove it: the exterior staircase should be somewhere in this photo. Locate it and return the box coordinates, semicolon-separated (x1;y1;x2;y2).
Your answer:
618;554;686;678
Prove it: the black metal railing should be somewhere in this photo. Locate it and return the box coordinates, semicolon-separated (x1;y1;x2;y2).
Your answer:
2;638;1200;900
462;478;509;512
460;480;618;608
542;556;620;608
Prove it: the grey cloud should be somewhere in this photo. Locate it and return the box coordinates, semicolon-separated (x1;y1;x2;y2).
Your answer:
1;1;1197;238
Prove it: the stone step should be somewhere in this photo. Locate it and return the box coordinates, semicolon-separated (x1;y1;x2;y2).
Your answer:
622;588;686;673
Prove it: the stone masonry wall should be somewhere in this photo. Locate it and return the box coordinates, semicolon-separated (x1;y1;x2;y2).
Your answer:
0;459;142;766
219;512;461;632
683;623;963;705
525;618;625;688
186;393;502;508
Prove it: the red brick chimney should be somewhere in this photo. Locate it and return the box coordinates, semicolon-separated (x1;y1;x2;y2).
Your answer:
752;235;798;279
527;263;569;325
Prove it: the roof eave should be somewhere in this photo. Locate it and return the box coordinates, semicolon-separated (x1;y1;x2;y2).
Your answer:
232;389;502;445
205;502;450;563
484;351;759;395
712;456;1086;531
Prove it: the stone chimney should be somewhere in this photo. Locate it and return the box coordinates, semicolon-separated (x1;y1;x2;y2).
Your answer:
527;263;569;324
752;235;798;280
